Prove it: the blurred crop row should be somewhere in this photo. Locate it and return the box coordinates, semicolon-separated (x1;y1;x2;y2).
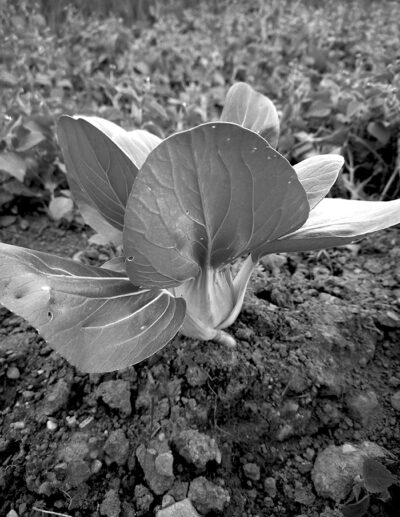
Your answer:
1;0;399;223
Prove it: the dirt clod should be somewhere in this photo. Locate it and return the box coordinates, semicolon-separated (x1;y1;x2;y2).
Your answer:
97;379;132;416
156;498;200;517
100;489;121;517
104;429;130;466
40;378;71;416
243;462;261;481
188;476;230;515
173;429;221;470
136;442;175;495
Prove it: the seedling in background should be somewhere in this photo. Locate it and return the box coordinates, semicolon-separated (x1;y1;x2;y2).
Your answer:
0;83;400;373
341;458;399;517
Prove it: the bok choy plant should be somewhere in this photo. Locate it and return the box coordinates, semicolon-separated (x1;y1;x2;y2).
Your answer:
1;82;400;373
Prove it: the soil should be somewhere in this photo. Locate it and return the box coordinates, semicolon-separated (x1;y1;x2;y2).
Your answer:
1;215;400;517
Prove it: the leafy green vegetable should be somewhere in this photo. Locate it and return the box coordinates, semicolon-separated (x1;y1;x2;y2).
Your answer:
362;458;398;494
341;494;370;517
1;83;400;372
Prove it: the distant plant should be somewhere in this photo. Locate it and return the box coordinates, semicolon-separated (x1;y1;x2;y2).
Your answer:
0;83;400;373
341;458;399;517
0;90;69;218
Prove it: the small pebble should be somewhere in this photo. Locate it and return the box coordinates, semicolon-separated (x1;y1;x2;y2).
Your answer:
47;420;58;431
304;448;315;461
390;391;400;411
91;459;102;474
243;463;261;482
161;494;175;508
6;366;20;379
11;421;25;429
19;219;30;230
264;477;277;498
66;415;78;427
388;376;400;388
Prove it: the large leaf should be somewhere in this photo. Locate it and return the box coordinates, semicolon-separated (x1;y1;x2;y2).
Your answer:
123;122;309;287
0;243;185;372
294;154;344;209
257;197;400;254
57;117;161;236
220;82;280;147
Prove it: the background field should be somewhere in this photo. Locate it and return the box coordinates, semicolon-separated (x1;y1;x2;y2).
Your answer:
1;0;400;225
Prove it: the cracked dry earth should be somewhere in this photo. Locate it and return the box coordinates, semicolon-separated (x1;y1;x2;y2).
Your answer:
0;216;400;517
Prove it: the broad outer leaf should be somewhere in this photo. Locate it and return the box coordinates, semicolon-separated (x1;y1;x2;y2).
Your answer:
124;122;309;288
257;197;400;254
57;116;161;238
0;243;185;372
294;154;344;209
220;82;280;147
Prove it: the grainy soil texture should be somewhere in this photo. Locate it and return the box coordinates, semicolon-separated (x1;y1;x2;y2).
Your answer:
0;218;399;517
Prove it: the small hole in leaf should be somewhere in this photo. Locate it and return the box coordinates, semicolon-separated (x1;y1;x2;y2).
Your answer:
127;256;134;262
14;288;26;299
211;125;216;128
